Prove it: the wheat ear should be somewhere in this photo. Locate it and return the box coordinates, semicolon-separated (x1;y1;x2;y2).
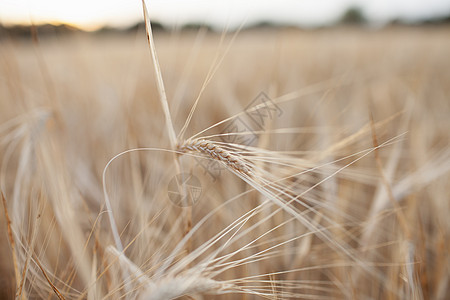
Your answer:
177;139;252;176
105;246;230;299
138;276;230;300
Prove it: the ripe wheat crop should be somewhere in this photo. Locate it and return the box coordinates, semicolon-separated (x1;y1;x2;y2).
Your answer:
0;2;449;299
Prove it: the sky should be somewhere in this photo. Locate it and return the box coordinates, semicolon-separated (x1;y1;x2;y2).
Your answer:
1;0;450;30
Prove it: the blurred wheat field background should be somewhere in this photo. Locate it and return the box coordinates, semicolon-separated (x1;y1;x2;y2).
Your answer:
0;24;449;299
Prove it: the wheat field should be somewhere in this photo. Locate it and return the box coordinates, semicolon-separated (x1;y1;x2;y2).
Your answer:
0;21;449;300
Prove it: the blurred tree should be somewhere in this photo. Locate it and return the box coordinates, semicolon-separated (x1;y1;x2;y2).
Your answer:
340;6;367;24
181;23;213;32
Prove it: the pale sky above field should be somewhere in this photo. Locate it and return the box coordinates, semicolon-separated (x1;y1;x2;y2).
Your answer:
1;0;450;30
